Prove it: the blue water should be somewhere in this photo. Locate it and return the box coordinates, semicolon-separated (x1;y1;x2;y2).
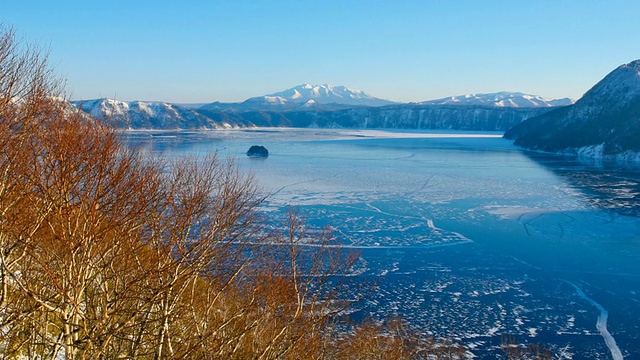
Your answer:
124;129;640;359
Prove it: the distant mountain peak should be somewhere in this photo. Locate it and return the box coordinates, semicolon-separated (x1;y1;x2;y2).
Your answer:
422;92;574;108
253;83;396;108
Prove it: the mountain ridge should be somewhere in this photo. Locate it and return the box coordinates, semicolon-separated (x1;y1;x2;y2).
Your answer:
73;99;232;129
197;85;570;112
200;83;396;111
504;59;640;159
422;91;574;108
72;86;572;131
268;83;396;106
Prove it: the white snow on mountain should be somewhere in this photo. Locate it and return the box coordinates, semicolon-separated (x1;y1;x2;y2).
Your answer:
262;96;288;105
72;99;226;129
422;92;574;108
301;99;317;108
505;59;640;158
245;84;396;107
578;59;640;106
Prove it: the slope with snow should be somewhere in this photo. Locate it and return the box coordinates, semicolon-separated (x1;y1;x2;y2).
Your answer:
505;59;640;158
423;92;574;108
201;84;396;111
267;83;396;106
73;99;230;129
73;86;572;131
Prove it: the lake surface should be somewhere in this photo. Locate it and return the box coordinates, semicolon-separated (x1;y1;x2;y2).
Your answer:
124;128;640;359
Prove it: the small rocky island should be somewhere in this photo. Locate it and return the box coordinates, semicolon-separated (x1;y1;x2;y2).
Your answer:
246;145;269;158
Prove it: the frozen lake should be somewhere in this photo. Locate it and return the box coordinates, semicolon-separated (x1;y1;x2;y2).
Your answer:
124;128;640;359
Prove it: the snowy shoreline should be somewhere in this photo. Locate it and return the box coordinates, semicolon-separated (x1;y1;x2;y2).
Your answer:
514;142;640;164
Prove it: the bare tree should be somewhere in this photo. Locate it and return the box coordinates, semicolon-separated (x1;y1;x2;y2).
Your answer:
0;25;67;356
501;335;554;360
0;25;473;359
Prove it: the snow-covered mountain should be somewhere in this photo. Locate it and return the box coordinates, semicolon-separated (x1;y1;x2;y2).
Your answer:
505;59;640;158
266;83;395;106
73;86;572;131
201;84;396;111
422;92;574;108
75;97;554;131
73;99;231;129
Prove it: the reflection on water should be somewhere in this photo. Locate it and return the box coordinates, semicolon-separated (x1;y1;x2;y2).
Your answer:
121;129;640;359
121;131;225;155
524;151;640;217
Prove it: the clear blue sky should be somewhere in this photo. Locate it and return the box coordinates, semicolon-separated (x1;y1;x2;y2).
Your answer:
3;0;640;103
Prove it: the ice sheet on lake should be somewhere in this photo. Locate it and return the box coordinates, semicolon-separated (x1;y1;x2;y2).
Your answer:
484;206;555;220
123;129;640;357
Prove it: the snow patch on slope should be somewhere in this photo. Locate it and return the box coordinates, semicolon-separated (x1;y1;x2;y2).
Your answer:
73;98;226;129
